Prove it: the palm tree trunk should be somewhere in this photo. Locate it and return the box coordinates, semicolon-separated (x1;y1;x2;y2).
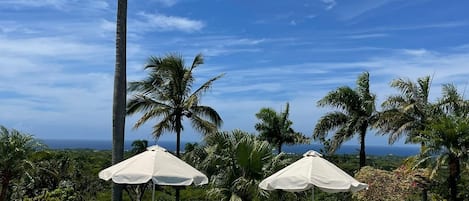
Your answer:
359;129;366;168
421;188;428;201
418;141;429;168
112;0;127;201
176;116;182;157
448;155;460;201
175;115;182;201
0;176;10;201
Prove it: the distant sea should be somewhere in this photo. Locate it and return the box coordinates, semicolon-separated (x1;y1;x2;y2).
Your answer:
40;139;420;156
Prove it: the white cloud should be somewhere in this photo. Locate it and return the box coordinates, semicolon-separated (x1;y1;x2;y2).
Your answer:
144;35;266;57
354;21;469;33
400;48;431;56
201;48;262;57
99;19;116;33
321;0;337;10
0;21;38;34
0;0;67;9
0;0;109;11
152;0;178;7
0;36;112;60
0;69;114;129
134;12;205;33
333;0;395;20
344;33;389;39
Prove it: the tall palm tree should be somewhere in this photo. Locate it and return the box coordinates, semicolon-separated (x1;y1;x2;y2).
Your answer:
416;115;468;201
112;0;127;200
313;72;377;168
419;83;469;201
127;53;223;157
375;76;434;145
255;102;309;154
127;53;223;201
0;126;41;201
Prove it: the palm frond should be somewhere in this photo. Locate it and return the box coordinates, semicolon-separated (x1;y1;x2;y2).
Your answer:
312;111;348;140
151;114;176;138
356;71;371;99
381;95;407;109
190;105;223;127
329;126;354;153
126;94;171;115
318;86;361;114
417;76;431;102
189;73;225;102
133;106;171;129
190;53;204;71
190;115;218;135
390;77;417;100
438;83;467;116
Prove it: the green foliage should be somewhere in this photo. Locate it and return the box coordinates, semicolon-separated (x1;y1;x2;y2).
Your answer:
14;149;111;201
184;130;293;201
313;71;377;168
3;73;469;201
255;102;309;153
403;83;469;200
24;181;80;201
126;53;224;157
131;139;148;154
0;126;42;201
376;76;433;145
1;137;421;201
376;81;469;200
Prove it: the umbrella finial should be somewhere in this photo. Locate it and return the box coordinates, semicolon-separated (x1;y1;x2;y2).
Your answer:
147;145;167;152
303;150;322;157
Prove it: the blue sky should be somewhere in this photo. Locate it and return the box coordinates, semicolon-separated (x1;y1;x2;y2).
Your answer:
0;0;468;147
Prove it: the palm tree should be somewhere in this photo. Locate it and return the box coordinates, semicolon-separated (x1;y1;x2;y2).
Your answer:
112;0;127;200
130;139;148;154
313;72;377;168
255;102;309;154
127;53;223;157
127;53;223;201
415;83;469;201
375;76;434;145
416;115;468;201
0;126;41;201
185;130;292;201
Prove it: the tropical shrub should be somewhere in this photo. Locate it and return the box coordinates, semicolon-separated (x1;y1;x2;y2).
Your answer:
353;166;424;201
0;126;42;201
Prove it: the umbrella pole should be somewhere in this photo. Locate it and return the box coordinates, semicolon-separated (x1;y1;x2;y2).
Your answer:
312;187;314;201
152;182;155;201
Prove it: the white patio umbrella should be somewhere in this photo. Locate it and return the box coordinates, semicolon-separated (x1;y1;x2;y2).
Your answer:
99;145;208;201
259;150;367;200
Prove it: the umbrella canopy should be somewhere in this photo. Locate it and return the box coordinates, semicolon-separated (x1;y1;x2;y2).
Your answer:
259;150;368;193
99;145;208;186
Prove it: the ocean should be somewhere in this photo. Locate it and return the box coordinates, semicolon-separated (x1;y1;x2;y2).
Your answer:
40;139;420;156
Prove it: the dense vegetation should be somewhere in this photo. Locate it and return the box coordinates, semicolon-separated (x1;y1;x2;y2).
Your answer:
0;130;467;200
1;72;468;201
0;137;413;201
